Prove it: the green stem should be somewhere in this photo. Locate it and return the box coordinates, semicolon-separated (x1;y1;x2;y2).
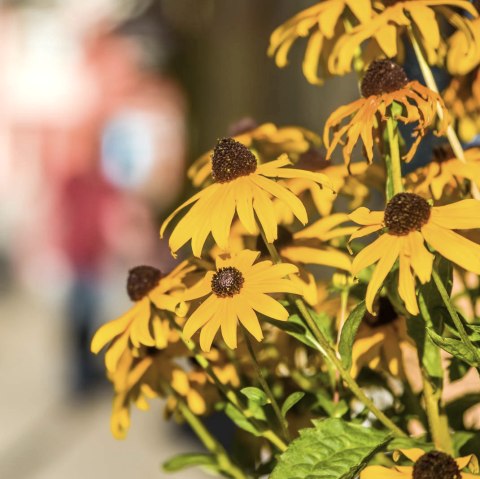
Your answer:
294;298;406;437
386;115;403;198
163;311;288;452
242;329;291;441
422;372;453;455
161;381;247;479
257;228;406;436
432;269;480;363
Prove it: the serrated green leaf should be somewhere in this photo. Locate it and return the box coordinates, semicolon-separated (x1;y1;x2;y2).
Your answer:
281;392;305;417
338;301;366;371
270;418;392;479
427;327;480;366
224;403;262;437
163;453;217;472
241;387;268;406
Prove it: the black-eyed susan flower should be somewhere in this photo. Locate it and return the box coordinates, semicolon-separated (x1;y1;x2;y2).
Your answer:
90;262;192;373
351;297;416;378
330;0;478;75
407;144;480;200
360;448;479;479
444;69;480;142
268;0;373;84
161;138;332;257
349;193;480;315
183;249;301;352
324;60;449;166
188;122;320;187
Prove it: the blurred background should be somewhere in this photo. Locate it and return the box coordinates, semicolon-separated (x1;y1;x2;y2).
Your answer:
0;0;356;477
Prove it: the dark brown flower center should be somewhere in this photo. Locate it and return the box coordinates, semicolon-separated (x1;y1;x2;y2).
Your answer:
361;60;409;98
127;265;162;301
413;451;461;479
211;267;244;297
384;192;431;236
364;296;398;327
211;137;257;183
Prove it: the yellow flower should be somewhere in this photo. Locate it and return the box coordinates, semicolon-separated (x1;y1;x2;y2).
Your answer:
361;448;479;479
350;297;416;378
268;0;373;84
349;193;480;315
183;249;301;352
407;145;480;200
324;60;449;166
443;69;480;142
330;0;478;75
109;345;183;439
210;215;353;306
188;122;320;187
161;138;332;257
447;17;480;76
90;262;192;373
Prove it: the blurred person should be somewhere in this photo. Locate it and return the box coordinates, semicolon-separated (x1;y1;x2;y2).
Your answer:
60;8;187;393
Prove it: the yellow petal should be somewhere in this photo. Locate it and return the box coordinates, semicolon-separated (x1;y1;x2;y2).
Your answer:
349;207;384;226
235;296;263;342
247;292;289;320
199;308;223;352
252;185;278;243
365;237;401;313
422;223;480;274
360;465;408;479
91;307;136;353
398;252;419;316
183;294;219;340
431;200;480;229
351;234;394;275
221;299;238;349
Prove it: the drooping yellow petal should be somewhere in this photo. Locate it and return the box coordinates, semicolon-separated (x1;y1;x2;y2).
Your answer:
199;306;223;352
422;223;480;274
91;307;136;353
431;200;480;229
406;231;433;284
184;272;215;301
247;291;290;321
183;294;220;340
398;252;419;316
351;234;395;276
252;185;278;243
235;296;263;342
221;299;238;349
365;237;401;313
250;174;308;224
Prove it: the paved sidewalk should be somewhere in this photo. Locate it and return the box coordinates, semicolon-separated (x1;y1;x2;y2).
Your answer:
0;288;208;479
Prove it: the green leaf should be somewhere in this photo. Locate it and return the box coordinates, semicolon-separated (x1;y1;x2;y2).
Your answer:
427;327;480;367
270;418;392;479
315;393;348;419
163;453;217;472
224;403;262;437
281;392;305;417
265;314;323;351
240;387;268;406
338;301;366;371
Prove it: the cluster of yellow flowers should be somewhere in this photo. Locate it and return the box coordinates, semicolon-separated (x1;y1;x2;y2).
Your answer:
91;1;480;478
